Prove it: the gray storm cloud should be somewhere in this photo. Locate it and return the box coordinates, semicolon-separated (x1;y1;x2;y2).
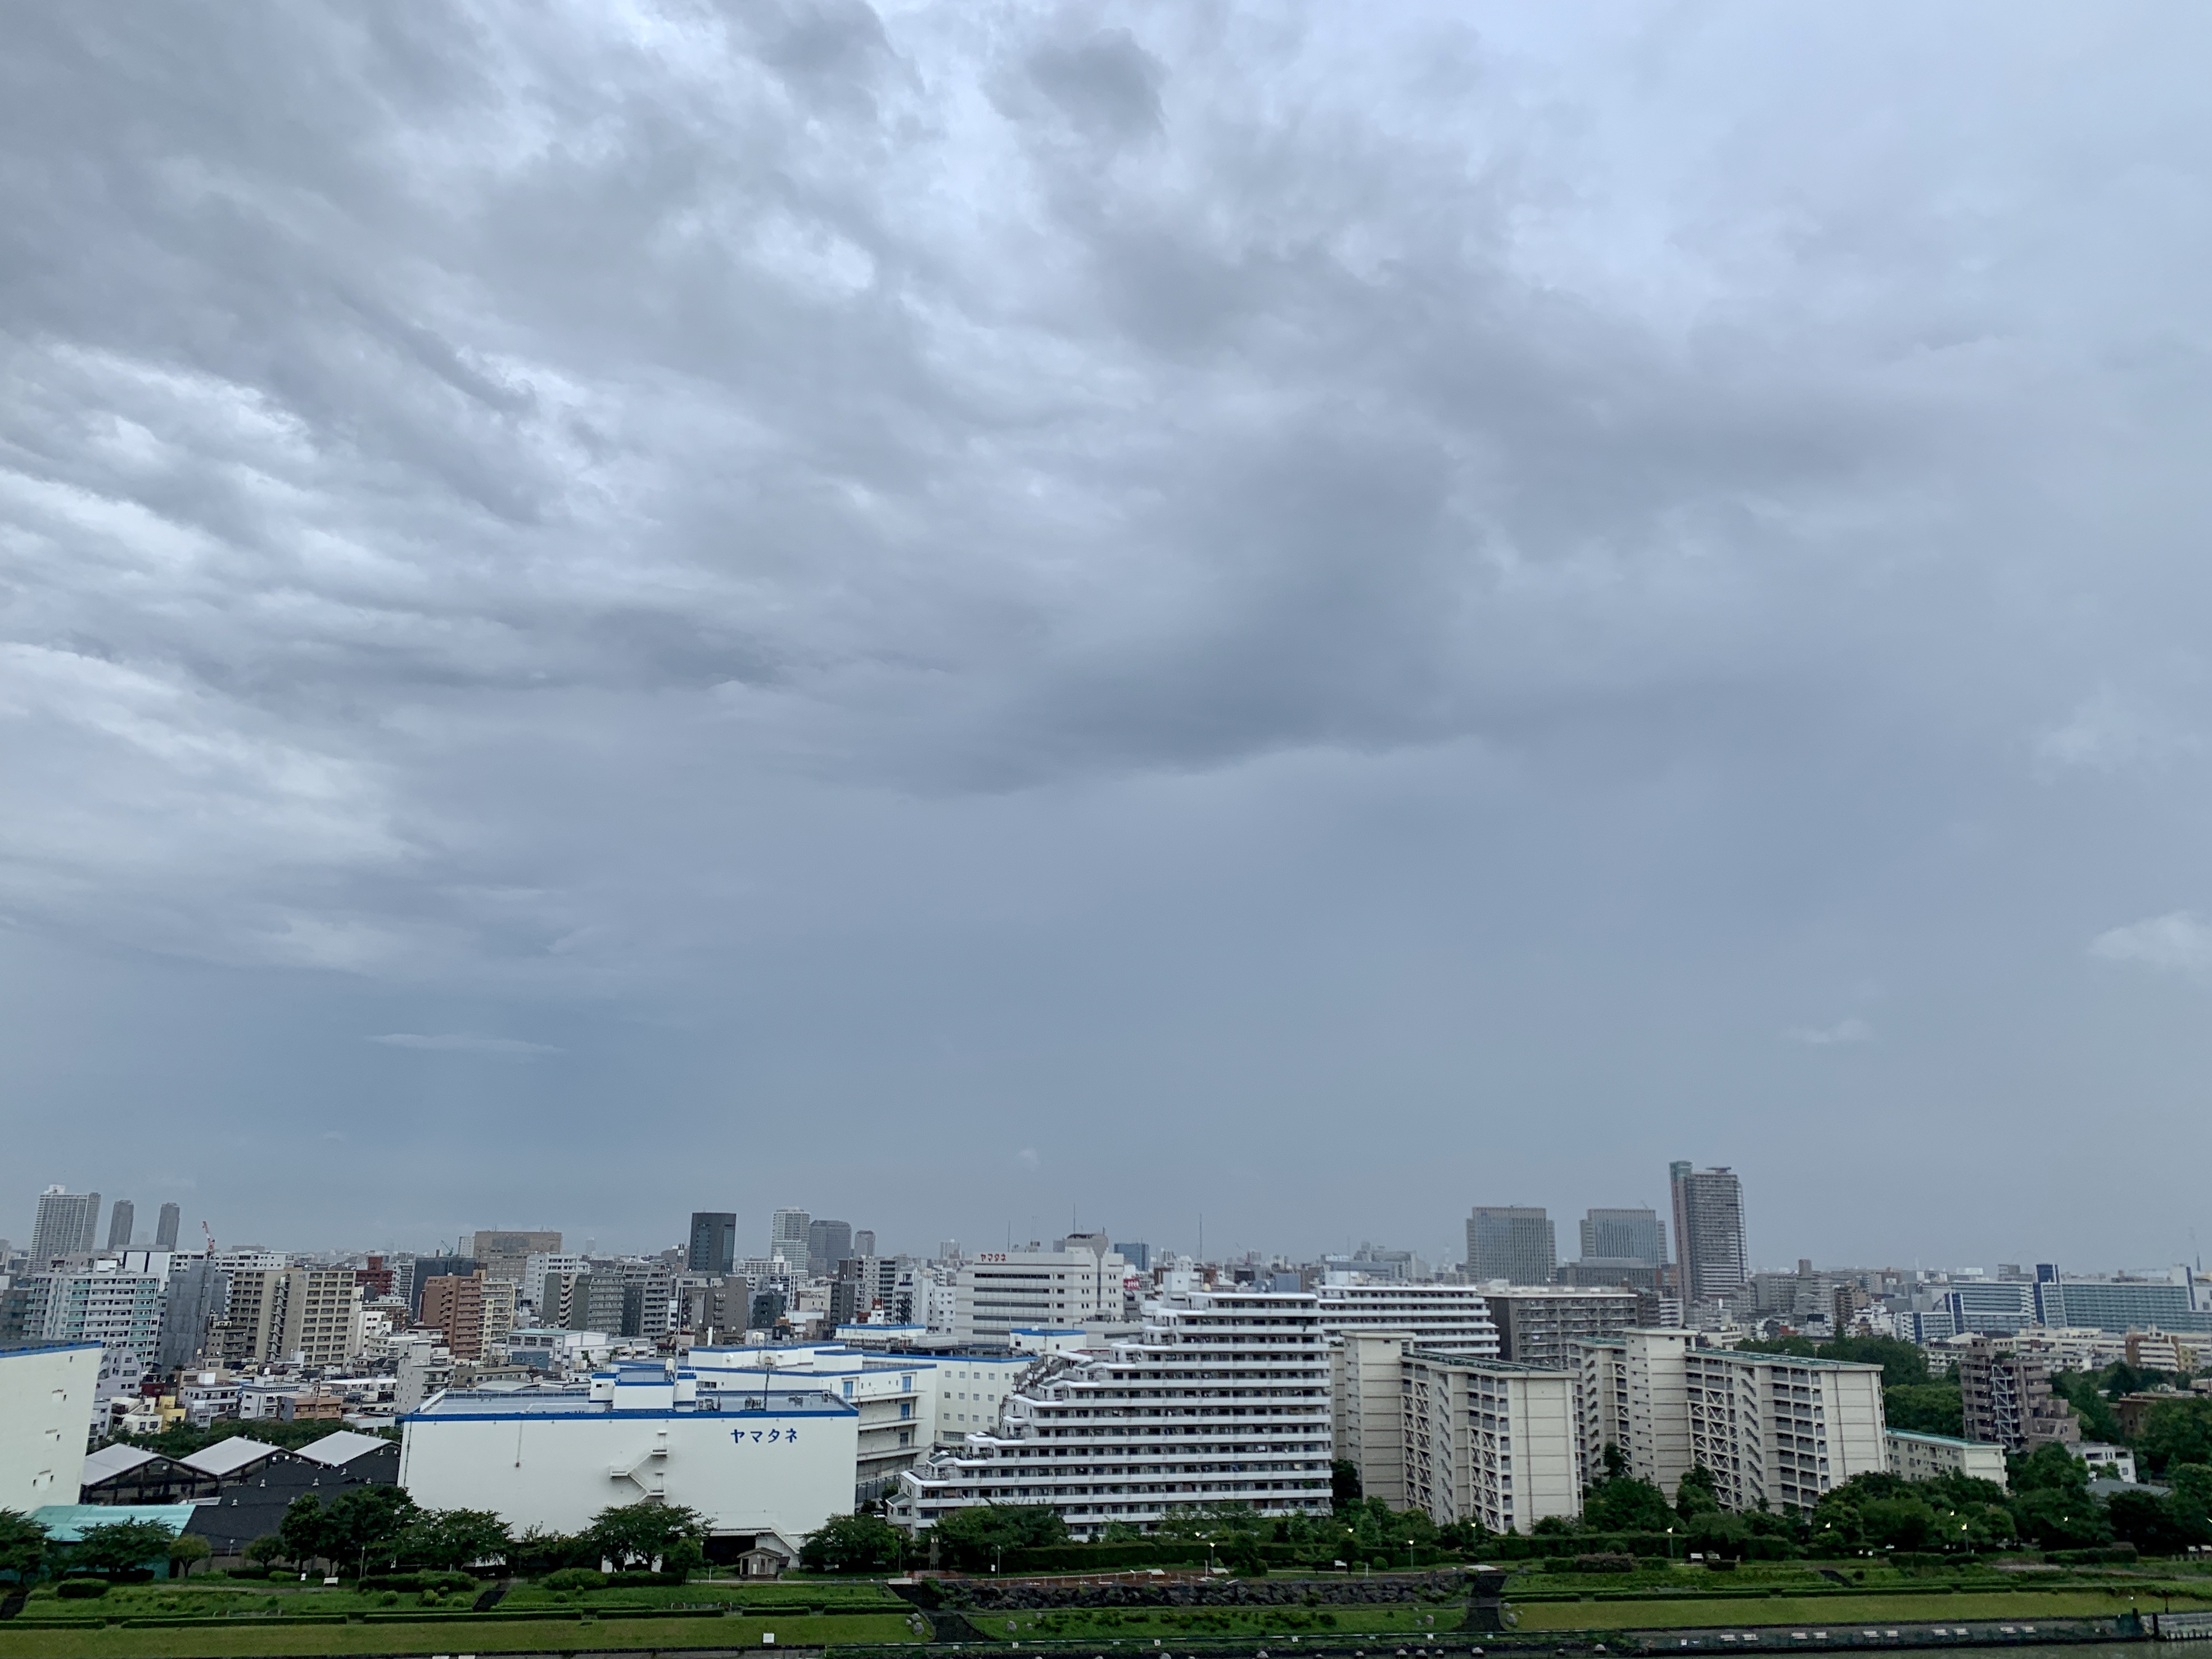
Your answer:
2;2;2210;1260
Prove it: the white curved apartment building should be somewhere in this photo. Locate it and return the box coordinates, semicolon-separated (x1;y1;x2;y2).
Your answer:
891;1288;1331;1539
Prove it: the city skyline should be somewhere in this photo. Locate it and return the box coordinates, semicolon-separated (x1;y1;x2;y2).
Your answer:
4;5;2212;1262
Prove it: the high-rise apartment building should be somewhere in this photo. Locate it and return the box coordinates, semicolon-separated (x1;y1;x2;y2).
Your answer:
1315;1281;1500;1354
1401;1351;1582;1534
29;1188;101;1262
37;1266;166;1366
1573;1327;1885;1511
1956;1337;2080;1453
1668;1164;1748;1304
277;1268;364;1367
154;1203;182;1251
1579;1207;1667;1265
893;1288;1332;1538
688;1212;737;1275
469;1232;562;1288
1466;1206;1556;1286
105;1201;136;1253
420;1272;512;1362
1482;1287;1640;1365
409;1255;479;1317
807;1219;854;1279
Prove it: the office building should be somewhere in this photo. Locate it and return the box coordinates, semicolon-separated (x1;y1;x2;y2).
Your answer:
1943;1280;2037;1335
30;1188;101;1263
807;1219;854;1279
1668;1164;1748;1304
892;1288;1331;1539
853;1230;877;1258
688;1213;738;1276
400;1360;859;1569
2033;1270;2212;1335
950;1241;1131;1345
1580;1207;1668;1266
769;1209;811;1268
1885;1430;2008;1489
0;1344;100;1511
470;1232;562;1288
1466;1206;1556;1286
1956;1337;2080;1453
154;1203;181;1251
1483;1286;1640;1365
1114;1241;1151;1272
1573;1328;1885;1512
1556;1257;1664;1293
105;1201;136;1253
1401;1351;1581;1534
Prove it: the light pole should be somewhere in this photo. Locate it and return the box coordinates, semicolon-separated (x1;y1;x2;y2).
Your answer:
1406;1539;1415;1572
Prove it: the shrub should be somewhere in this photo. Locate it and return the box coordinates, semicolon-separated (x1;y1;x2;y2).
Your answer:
56;1579;111;1599
1575;1553;1637;1572
542;1567;608;1591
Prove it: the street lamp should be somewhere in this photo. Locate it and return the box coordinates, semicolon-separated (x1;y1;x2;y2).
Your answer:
1666;1527;1676;1563
1406;1539;1415;1572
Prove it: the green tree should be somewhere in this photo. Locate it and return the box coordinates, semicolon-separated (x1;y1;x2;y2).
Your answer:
1822;1337;1931;1388
1330;1459;1363;1511
403;1509;512;1572
1585;1475;1673;1532
930;1503;1067;1569
1675;1465;1722;1520
320;1485;419;1572
800;1513;906;1572
585;1502;707;1572
1883;1383;1965;1437
73;1518;179;1576
277;1495;336;1568
0;1511;49;1580
166;1532;211;1579
1858;1496;1939;1551
2140;1399;2212;1473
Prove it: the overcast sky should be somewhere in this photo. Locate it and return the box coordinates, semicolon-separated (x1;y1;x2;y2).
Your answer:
4;2;2211;1270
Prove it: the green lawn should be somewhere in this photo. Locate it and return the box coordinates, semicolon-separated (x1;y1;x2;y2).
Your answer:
974;1605;1459;1642
0;1611;920;1657
1513;1589;2212;1631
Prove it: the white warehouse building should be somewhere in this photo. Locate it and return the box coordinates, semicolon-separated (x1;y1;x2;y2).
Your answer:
400;1359;858;1567
0;1344;99;1512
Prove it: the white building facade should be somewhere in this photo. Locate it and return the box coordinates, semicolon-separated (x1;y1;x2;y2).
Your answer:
1885;1429;2009;1489
400;1359;859;1563
0;1344;99;1509
951;1246;1131;1346
892;1288;1331;1539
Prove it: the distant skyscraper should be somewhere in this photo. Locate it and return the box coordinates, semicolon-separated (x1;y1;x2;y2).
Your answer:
30;1187;101;1261
1114;1241;1151;1272
155;1203;182;1251
1579;1207;1667;1266
688;1212;737;1275
1669;1162;1749;1304
470;1231;562;1287
853;1229;876;1258
807;1218;853;1278
769;1208;810;1265
105;1200;136;1252
1465;1207;1556;1286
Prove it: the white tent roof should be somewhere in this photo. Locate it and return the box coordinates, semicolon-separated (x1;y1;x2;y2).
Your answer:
295;1430;392;1468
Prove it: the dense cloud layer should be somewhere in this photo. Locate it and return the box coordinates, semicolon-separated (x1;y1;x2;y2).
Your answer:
4;3;2210;1262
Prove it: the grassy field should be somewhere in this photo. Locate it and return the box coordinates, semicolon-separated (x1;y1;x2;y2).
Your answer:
0;1612;919;1657
1511;1590;2212;1632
